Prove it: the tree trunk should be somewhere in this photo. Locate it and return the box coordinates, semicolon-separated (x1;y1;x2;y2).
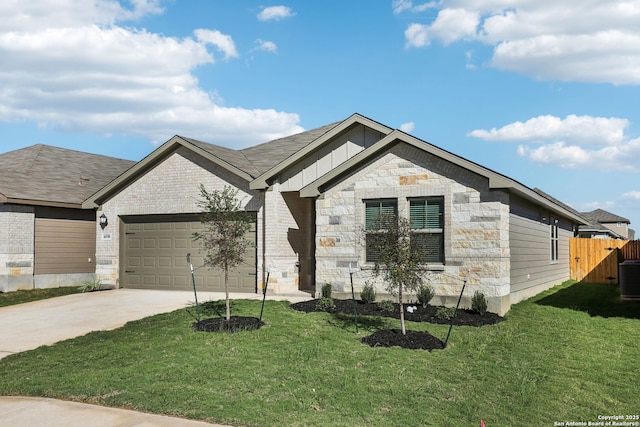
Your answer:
224;267;230;321
399;285;406;335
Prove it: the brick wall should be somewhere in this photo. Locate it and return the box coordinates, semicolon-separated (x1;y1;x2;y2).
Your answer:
0;204;35;291
315;143;512;314
96;147;263;287
261;186;313;293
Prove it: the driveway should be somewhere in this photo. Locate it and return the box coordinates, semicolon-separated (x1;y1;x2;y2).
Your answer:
0;288;312;359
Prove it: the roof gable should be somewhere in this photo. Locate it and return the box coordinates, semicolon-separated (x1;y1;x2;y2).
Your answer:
299;131;586;224
0;144;135;208
249;113;392;189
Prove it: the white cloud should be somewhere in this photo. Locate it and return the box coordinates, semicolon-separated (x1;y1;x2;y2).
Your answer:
392;1;436;14
622;191;640;200
400;122;415;133
255;39;278;53
580;200;616;211
400;1;640;85
405;8;478;47
472;115;640;172
469;115;629;145
257;6;295;21
194;29;238;59
0;1;303;147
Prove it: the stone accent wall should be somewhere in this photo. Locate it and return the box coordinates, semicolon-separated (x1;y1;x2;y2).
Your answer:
315;143;511;314
0;204;35;291
96;147;263;287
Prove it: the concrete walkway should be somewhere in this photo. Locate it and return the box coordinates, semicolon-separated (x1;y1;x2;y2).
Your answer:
0;396;231;427
0;288;313;426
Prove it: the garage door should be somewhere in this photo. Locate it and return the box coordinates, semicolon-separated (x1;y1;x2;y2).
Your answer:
120;214;256;292
35;207;96;275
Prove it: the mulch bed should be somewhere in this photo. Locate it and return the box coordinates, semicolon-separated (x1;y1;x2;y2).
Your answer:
361;329;445;351
290;299;503;327
290;299;504;351
192;316;264;333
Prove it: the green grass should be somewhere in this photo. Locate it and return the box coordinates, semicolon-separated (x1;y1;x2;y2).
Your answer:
0;286;83;307
1;281;639;426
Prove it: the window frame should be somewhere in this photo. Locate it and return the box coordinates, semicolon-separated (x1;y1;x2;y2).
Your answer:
364;199;398;263
550;219;559;263
409;197;445;264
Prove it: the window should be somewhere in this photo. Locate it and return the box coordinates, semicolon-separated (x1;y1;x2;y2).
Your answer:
365;200;397;263
409;197;444;263
550;220;559;262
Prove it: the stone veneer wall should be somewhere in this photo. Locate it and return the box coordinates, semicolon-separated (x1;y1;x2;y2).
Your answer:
0;204;35;292
95;147;263;287
315;144;512;315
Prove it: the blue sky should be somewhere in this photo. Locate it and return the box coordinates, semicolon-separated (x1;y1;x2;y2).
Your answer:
2;0;639;229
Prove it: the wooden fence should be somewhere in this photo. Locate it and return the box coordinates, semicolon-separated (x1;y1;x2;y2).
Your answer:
570;238;640;284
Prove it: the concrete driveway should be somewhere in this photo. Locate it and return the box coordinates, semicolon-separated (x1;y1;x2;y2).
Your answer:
0;288;311;359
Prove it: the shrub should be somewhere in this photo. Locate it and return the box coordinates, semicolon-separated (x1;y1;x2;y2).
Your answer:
360;283;376;304
316;297;335;312
416;284;435;308
377;300;394;312
472;291;488;315
321;283;333;299
435;306;456;320
79;279;102;293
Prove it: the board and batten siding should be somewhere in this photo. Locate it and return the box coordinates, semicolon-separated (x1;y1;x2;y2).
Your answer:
509;196;572;302
34;208;96;275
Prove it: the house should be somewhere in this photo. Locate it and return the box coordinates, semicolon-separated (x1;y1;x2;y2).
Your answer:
83;113;586;315
580;209;633;240
0;144;135;292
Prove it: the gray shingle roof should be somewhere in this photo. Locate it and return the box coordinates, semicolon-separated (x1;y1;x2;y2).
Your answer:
581;208;630;224
176;121;341;179
241;122;341;176
0;144;135;207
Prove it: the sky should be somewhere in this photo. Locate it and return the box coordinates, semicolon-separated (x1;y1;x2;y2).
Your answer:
1;0;639;230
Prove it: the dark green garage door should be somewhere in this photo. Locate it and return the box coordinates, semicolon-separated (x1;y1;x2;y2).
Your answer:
120;214;256;292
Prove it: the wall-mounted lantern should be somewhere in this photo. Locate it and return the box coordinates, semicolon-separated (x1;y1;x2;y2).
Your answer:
99;213;108;230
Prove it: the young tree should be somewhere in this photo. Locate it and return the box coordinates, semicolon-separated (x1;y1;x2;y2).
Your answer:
193;184;253;321
365;213;429;335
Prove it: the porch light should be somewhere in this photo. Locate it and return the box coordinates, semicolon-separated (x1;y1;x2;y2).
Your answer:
99;213;108;230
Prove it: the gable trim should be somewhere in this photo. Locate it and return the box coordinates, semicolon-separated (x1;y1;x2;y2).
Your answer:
249;113;392;190
82;136;253;208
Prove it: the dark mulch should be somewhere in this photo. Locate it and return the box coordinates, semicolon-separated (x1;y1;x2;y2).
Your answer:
291;298;503;351
192;316;264;333
290;299;503;327
361;329;445;351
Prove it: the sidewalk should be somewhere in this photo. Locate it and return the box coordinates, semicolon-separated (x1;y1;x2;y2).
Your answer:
0;396;231;427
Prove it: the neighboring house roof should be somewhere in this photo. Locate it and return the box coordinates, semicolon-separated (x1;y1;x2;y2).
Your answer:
581;208;630;225
0;144;135;208
82;113;587;225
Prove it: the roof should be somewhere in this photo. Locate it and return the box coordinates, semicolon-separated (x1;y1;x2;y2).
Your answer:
0;144;135;208
82;113;587;225
581;208;630;224
83;121;348;208
534;188;617;235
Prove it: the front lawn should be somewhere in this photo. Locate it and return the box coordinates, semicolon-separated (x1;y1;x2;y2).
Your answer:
1;281;638;426
0;286;83;308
